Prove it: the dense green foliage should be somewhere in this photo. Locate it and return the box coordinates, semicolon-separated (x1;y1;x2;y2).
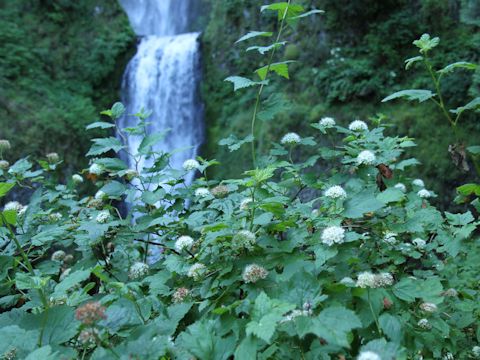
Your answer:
1;3;480;359
201;0;480;206
0;1;134;169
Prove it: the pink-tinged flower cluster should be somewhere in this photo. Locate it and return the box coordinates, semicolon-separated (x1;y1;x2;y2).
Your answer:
75;301;106;325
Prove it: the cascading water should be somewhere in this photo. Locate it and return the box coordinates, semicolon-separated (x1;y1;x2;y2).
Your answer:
118;0;204;186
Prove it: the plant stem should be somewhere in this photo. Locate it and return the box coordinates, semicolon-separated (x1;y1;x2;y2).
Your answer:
250;0;292;167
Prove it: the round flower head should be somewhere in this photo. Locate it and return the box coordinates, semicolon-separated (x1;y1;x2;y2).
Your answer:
321;226;345;246
420;302;438;313
46;152;59;163
78;328;99;345
187;263;206;281
95;190;107;200
356;272;376;288
51;250;66;262
0;160;9;170
417;189;431;198
195;187;210;198
324;185;347;200
349;120;368;132
394;183;406;192
211;185;229;198
175;235;194;252
232;230;256;251
319;117;336;128
340;277;356;286
72;174;83;184
240;197;253;211
443;288;458;297
0;140;11;151
242;264;268;283
374;272;394;287
172;287;190;303
383;232;397;245
75;301;106;325
4;201;23;213
48;212;62;221
418;318;432;330
281;132;301;145
472;346;480;358
95;210;110;224
357;351;381;360
412;179;425;187
89;163;103;175
129;262;149;280
412;238;426;249
356;150;376;165
182;159;200;171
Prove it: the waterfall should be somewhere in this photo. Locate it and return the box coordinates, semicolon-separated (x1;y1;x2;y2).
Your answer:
118;0;204;187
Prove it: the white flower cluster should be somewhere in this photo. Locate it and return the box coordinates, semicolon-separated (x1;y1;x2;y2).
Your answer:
472;346;480;358
175;235;194;252
187;263;206;281
51;250;66;262
129;262;149;280
321;226;345;246
324;185;347;200
78;328;99;345
195;187;210;198
356;272;394;288
49;212;62;221
280;308;312;323
417;189;432;198
232;230;256;251
443;288;458;297
46;152;60;163
211;185;229;198
383;232;397;245
280;132;301;145
172;287;190;303
412;238;426;249
420;302;438;313
357;351;381;360
319;117;336;128
0;139;11;151
89;163;103;175
394;183;406;192
72;174;83;184
240;197;253;211
356;150;376;165
4;201;27;215
417;318;431;330
242;264;268;283
182;159;200;171
0;160;9;170
95;210;110;223
349;120;368;131
412;179;425;187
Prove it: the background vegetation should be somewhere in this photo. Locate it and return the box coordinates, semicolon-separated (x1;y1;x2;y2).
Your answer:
201;0;480;207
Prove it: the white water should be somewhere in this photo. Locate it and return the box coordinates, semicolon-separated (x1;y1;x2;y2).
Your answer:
119;0;203;186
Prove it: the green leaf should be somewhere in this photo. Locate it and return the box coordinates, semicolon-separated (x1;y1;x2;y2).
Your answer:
377;188;405;203
100;181;127;198
247;42;286;55
344;190;385;218
25;345;58;360
87;137;124;156
382;89;435;103
0;182;14;198
224;76;268;91
246;292;295;343
100;102;125;119
404;56;423;70
235;31;273;43
457;183;480;196
0;326;38;357
393;277;443;303
467;146;480;155
255;61;295;80
86;121;115;130
234;336;259;360
438;61;477;75
260;2;304;21
379;314;403;343
412;33;440;54
450;97;480;115
219;134;254;152
53;269;91;297
138;131;169;155
290;9;324;19
0;210;16;226
177;320;235;360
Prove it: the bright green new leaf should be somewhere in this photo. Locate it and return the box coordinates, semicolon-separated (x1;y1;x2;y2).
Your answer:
413;33;440;54
86;121;115;130
255;61;295;80
224;76;268;91
0;182;14;198
450;97;480;114
438;61;477;75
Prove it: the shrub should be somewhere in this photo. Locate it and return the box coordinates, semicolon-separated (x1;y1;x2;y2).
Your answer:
0;2;479;359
